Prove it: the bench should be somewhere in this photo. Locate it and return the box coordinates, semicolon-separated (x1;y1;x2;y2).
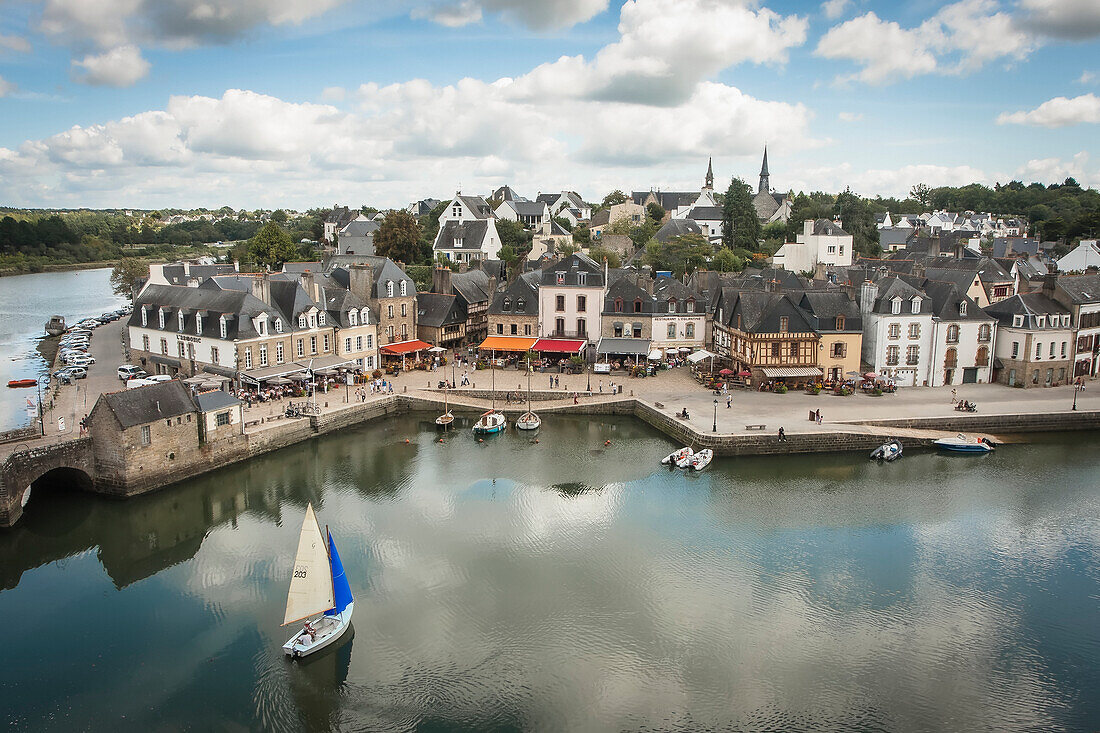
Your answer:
745;424;766;431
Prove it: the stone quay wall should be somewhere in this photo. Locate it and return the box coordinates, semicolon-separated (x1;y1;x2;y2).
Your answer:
845;410;1100;434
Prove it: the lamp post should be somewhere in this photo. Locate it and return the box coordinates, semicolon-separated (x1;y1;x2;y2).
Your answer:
1073;379;1083;410
713;398;718;432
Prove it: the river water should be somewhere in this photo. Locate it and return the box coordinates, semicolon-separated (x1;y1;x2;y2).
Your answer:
1;414;1097;732
0;268;127;430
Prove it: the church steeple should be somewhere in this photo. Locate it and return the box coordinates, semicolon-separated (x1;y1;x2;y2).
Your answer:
704;157;714;191
758;146;770;194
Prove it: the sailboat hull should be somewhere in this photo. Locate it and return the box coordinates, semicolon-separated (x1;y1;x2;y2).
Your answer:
283;602;354;658
515;412;541;430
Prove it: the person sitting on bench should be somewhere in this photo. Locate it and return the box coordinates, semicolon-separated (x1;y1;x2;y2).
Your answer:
680;408;690;419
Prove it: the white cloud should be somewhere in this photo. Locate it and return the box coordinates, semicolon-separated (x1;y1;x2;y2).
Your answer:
997;93;1100;127
1077;71;1095;85
816;0;1035;85
414;0;608;29
0;33;32;53
1015;152;1092;185
821;0;851;20
320;86;346;101
71;45;151;87
788;162;988;199
0;76;15;97
838;111;862;122
1016;0;1100;40
412;0;483;27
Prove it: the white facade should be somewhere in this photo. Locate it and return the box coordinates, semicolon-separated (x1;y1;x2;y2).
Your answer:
1058;240;1100;272
650;313;707;351
129;323;239;372
538;285;605;343
927;319;996;387
773;220;854;273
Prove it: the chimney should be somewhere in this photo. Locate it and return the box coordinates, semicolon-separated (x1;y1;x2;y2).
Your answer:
250;273;271;305
183;261;191;276
348;264;374;303
859;280;878;315
488;273;498;296
300;270;322;303
458;261;468;273
1042;269;1058;297
804;219;814;237
433;265;452;294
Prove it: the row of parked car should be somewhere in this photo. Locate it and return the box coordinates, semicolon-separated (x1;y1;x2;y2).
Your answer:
51;306;132;384
117;364;174;389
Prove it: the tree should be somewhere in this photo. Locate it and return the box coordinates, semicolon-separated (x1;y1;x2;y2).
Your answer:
722;177;760;250
601;190;628;209
587;245;622;268
644;234;712;276
552;216;573;233
646;203;665;224
110;257;147;299
496;219;531;257
373;210;421;264
909;183;932;208
712;247;746;273
247;222;296;270
572;225;591;245
834;189;880;257
270;209;288;224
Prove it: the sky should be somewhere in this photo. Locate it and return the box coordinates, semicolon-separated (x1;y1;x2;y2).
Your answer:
0;0;1098;211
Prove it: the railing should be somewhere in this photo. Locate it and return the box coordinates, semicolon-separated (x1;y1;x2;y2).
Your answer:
549;330;588;339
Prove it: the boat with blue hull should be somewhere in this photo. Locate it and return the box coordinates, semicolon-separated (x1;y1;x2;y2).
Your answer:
934;434;995;453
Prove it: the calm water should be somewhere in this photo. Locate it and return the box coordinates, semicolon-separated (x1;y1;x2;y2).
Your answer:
0;268;127;430
1;414;1098;732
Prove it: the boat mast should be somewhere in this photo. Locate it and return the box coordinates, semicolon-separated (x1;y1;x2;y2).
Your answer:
526;354;532;414
491;348;496;411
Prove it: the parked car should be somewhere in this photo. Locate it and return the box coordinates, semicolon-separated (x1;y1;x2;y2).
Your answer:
126;378;156;389
64;366;88;380
65;355;96;367
118;364;146;381
145;375;173;383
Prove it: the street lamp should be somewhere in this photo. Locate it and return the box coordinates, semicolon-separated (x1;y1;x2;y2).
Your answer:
1073;379;1083;410
713;398;718;432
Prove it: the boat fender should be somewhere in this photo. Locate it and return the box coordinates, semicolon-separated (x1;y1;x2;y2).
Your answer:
604;440;611;446
405;438;410;444
478;438;484;443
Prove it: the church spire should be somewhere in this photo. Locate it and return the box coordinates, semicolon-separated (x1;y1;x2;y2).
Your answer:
704;157;714;191
758;146;770;194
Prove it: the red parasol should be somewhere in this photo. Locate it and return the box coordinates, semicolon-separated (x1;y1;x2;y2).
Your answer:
737;370;752;377
719;368;735;376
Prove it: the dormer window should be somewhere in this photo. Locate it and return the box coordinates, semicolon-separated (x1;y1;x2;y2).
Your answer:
177;310;184;332
503;297;512;310
454;236;463;248
668;298;677;313
1062;315;1070;327
891;298;902;315
779;316;789;333
516;299;525;311
556;272;565;285
318;312;326;326
1013;315;1024;327
634;299;642;313
349;310;358;326
452;204;461;218
141;307;148;327
298;315;306;328
386;281;394;297
959;301;967;316
686;300;695;313
614;298;624;313
195;313;203;335
1036;315;1045;328
309;314;316;328
400;281;407;296
274;318;283;333
578;272;587;286
219;316;227;339
361;308;369;323
911;297;921;314
836;315;845;331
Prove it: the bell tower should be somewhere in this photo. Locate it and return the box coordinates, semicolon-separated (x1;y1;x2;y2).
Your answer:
704;157;714;191
758;146;770;194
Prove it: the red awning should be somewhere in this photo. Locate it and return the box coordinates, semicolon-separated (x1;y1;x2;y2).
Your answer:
533;338;586;354
380;339;432;355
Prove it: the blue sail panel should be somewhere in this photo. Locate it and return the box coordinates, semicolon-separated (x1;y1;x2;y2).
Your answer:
324;531;353;617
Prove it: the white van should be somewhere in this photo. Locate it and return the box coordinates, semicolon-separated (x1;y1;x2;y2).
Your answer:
118;365;146;381
126;378;155;389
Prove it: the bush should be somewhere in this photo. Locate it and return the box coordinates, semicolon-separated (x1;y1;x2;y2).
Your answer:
775;384;788;394
810;385;821;395
872;387;883;396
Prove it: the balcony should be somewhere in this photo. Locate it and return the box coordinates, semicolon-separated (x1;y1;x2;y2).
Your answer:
549;329;588;339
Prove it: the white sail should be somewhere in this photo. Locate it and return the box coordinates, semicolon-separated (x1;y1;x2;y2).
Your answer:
283;503;335;626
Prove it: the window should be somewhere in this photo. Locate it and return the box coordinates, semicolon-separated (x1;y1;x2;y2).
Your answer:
496;323;504;334
1035;342;1042;359
274;319;282;334
516;299;525;311
345;337;352;352
827;245;836;254
1062;315;1071;328
978;324;991;342
386;325;394;341
686;323;694;338
888;323;901;339
1036;316;1046;328
832;342;846;358
578;318;587;336
259;344;268;366
387;305;394;319
161;338;168;355
911;297;921;314
401;303;407;317
178;342;186;358
349;310;357;326
668;323;676;338
524;324;531;336
401;324;408;339
400;281;407;296
310;336;317;354
142;334;150;352
141;308;148;327
555;317;565;334
779;316;789;333
556;273;565;285
944;347;957;368
633;299;642;313
220;317;227;339
141;425;151;445
361;308;369;324
365;335;372;349
355;336;362;351
195;313;203;335
1011;341;1019;358
668;299;677;313
946;324;959;343
452;204;461;218
771;342;781;358
959;301;967;316
906;345;920;365
556;295;565;312
1062;341;1068;358
297;339;304;358
503;297;512;311
578;273;587;286
386;281;394;297
318;312;326;326
276;342;284;364
258;319;266;336
577;295;586;312
614;323;623;337
505;323;514;335
836;315;845;331
976;346;989;366
886;345;899;365
1013;315;1024;327
323;334;330;352
891;298;902;315
632;323;642;338
216;411;231;427
1050;342;1055;358
210;346;219;363
298;315;306;328
615;298;624;313
245;348;253;369
159;309;166;329
177;311;185;332
687;300;695;313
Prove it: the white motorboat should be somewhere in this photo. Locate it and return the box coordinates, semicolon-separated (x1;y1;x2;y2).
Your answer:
933;434;994;453
674;450;696;469
870;440;903;461
662;447;692;466
515;357;540;430
689;449;713;471
282;503;354;659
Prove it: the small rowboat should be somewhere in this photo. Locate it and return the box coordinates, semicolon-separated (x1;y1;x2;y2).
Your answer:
7;379;38;388
435;412;454;428
689;449;713;471
515;411;541;430
662;447;692;466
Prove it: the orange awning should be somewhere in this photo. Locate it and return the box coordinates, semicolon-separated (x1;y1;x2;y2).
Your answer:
478;336;538;351
380;339;432;355
533;338;586;354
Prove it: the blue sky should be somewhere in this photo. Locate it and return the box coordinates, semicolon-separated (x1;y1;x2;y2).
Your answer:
0;0;1098;210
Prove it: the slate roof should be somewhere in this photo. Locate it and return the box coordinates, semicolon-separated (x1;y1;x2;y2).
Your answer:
812;219;849;236
409;198;442;216
984;292;1070;326
655;218;702;243
720;291;817;334
194;390;242;412
631;191;698;211
159;263;237;285
652;276;707;312
603;278;653;314
922;267;981;295
416;292;465;328
863;277;933;315
131;283;275;340
920;280;991;321
489;271;540;317
797;291;862;332
540;252;604;287
450;269;492;305
993;237;1039;258
879;228;910;249
1056;273;1100;304
456;195;494;219
435;220;492;251
325;255;416;296
508;200;547;217
97;380;196;429
589;210;611;227
282;262;323;274
548;219;571;236
340;220;379;237
491;185;525;202
685;206;722;221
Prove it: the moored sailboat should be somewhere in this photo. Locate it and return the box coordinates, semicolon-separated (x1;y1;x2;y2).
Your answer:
516;355;540;431
473;348;507;434
282;503;354;659
435;385;454;428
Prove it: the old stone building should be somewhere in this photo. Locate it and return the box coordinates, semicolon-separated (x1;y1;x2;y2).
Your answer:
326;256;417;347
489;271;539;338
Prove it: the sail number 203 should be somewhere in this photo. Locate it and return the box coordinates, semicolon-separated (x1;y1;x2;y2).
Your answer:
293;567;308;579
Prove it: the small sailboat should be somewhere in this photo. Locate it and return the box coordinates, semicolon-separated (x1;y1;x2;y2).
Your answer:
870;439;903;461
689;449;713;471
435;385;454;429
933;434;994;453
473;348;507;434
282;503;354;659
662;447;692;466
516;356;540;431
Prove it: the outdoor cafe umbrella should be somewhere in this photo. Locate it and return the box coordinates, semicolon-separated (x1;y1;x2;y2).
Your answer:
287;372;310;382
182;375;207;385
428;346;446;353
738;370;752;377
266;376;292;386
863;372;878;379
200;381;222;391
719;368;735;376
315;368;339;376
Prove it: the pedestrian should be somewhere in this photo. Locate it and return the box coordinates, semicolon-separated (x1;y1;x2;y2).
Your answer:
816;410;823;425
549;375;554;389
555;375;560;388
599;382;603;393
573;392;579;405
951;388;958;404
778;426;786;442
726;395;731;409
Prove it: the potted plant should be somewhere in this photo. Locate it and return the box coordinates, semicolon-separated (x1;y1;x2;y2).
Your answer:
775;384;788;394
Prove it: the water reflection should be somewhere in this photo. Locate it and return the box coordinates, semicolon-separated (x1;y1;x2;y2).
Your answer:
0;415;1097;732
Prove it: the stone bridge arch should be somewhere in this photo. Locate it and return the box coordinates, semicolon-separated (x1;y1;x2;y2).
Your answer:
1;438;95;528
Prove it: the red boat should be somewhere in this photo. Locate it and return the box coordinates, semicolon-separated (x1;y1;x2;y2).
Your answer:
7;379;38;388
